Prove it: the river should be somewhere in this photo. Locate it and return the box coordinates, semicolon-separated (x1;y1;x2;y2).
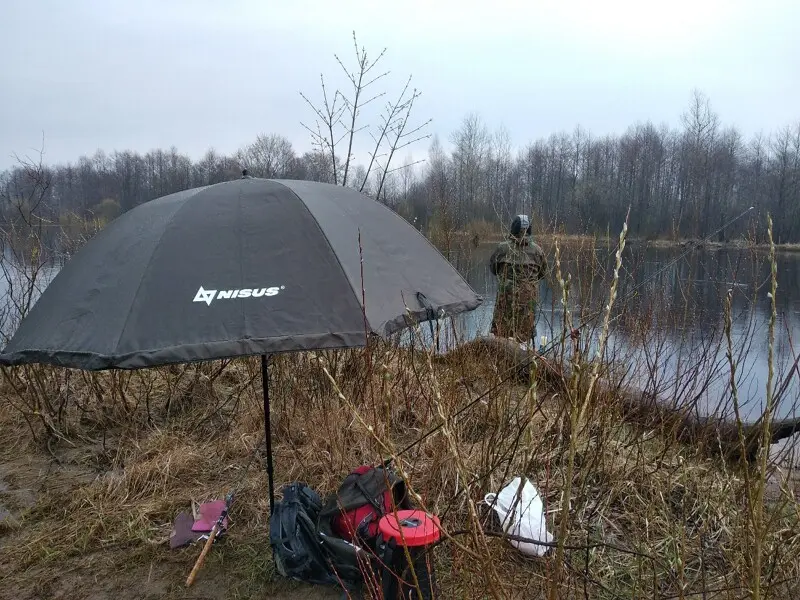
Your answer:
2;243;800;422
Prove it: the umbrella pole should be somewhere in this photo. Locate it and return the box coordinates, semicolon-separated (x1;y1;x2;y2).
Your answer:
261;354;276;516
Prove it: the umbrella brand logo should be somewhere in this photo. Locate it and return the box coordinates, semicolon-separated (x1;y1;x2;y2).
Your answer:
193;285;285;306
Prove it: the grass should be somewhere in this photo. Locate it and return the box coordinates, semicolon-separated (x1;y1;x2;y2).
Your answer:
2;215;800;599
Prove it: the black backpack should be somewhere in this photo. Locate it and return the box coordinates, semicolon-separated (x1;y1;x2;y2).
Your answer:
269;481;365;589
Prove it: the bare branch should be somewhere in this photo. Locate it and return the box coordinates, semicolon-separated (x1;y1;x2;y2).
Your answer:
386;158;426;174
300;32;430;199
359;76;414;192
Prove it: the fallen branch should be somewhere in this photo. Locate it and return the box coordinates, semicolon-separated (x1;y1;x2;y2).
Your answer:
444;336;800;464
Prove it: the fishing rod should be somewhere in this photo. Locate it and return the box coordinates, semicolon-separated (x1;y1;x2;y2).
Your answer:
186;490;235;587
390;204;757;460
185;432;265;587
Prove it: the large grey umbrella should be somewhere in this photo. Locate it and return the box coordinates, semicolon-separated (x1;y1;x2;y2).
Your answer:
0;175;482;510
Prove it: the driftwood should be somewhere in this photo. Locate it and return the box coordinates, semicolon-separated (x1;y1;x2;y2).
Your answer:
440;336;800;464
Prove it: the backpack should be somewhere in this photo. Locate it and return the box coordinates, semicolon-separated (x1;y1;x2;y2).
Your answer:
319;465;412;544
269;482;348;587
269;481;375;590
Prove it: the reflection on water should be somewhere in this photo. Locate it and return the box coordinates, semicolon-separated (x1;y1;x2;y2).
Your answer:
406;243;800;422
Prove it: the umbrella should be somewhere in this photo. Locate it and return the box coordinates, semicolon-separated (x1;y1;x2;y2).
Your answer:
0;175;482;511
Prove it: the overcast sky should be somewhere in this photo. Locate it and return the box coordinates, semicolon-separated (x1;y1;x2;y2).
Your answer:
1;0;798;170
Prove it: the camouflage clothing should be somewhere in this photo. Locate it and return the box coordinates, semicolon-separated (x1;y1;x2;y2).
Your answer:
489;235;548;344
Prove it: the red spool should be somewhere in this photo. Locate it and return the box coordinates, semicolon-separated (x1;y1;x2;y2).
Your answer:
378;509;441;547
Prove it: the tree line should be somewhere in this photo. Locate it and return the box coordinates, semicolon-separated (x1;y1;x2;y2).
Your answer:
2;91;799;245
415;92;799;244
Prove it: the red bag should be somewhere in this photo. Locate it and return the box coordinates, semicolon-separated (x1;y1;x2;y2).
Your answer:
328;465;409;542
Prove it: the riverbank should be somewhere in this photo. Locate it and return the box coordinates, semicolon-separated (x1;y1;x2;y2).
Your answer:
479;231;800;253
1;341;799;599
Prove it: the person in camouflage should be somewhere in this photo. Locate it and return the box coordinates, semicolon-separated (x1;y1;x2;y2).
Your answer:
489;215;548;347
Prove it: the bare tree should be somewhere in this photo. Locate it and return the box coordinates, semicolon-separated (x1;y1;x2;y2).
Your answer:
300;31;431;200
488;126;514;226
240;134;296;178
398;153;417;208
0;145;56;341
426;135;458;254
450;113;491;225
679;89;720;237
769;124;800;243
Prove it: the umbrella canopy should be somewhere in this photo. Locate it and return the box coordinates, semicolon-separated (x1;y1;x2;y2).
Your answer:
0;177;482;369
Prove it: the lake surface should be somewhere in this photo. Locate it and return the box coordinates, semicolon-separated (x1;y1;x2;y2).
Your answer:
421;242;800;422
2;243;800;422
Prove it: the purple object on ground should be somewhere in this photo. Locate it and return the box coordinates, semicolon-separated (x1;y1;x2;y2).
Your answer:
192;500;229;532
169;511;196;549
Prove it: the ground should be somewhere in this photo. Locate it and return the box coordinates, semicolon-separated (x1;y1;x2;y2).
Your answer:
0;447;346;600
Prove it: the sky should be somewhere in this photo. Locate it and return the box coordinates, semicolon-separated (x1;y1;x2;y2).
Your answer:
1;0;798;171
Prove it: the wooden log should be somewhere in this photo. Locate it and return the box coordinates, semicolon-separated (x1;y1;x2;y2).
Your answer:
441;336;800;464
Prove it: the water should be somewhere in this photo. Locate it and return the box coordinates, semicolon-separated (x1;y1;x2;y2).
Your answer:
0;253;59;345
3;245;800;422
408;243;800;422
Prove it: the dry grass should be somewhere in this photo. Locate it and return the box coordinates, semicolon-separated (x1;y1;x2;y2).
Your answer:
2;320;800;598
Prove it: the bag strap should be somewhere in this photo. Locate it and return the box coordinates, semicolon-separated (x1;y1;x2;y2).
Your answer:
355;477;385;513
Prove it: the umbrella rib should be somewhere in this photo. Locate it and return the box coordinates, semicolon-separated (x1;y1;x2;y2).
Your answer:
237;187;247;339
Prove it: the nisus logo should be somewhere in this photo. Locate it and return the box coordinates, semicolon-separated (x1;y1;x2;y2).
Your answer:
193;285;285;306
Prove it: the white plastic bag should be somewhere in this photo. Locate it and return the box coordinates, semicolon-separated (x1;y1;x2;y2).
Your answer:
484;476;553;557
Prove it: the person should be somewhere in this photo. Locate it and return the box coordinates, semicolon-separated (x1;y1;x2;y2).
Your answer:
489;214;548;348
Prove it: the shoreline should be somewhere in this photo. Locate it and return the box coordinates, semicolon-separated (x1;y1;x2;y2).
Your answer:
443;230;800;253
